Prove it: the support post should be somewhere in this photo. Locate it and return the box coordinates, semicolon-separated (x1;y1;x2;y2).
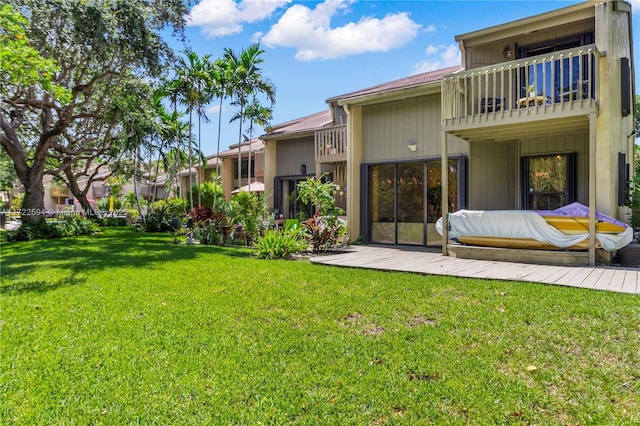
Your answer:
588;112;596;266
441;130;449;256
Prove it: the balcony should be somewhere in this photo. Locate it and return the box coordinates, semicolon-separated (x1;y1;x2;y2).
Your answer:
315;125;347;163
442;45;599;142
50;185;69;198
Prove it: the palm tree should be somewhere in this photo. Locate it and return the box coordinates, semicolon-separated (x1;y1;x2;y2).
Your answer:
224;43;276;188
230;95;272;191
210;57;234;179
168;50;212;209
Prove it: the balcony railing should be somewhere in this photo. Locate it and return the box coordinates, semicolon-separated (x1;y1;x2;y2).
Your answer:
442;44;599;127
315;125;347;163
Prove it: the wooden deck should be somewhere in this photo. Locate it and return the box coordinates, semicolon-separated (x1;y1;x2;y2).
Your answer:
309;245;640;295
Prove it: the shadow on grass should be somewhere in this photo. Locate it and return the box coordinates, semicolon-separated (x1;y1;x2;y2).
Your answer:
0;227;252;295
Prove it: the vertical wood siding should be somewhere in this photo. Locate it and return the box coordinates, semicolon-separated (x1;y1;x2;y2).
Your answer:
275;137;316;176
361;94;469;163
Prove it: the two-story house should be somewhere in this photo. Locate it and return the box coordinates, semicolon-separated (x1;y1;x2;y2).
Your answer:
263;0;635;266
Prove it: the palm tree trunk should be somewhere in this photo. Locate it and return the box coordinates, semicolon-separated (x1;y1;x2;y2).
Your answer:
188;107;194;210
216;95;224;179
197;115;202;206
237;104;244;189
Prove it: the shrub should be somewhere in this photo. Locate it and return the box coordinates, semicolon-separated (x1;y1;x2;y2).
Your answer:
254;230;308;259
192;181;224;208
96;196;122;211
6;216;98;241
301;212;346;253
296;175;346;252
231;191;268;245
96;216;128;227
138;199;187;232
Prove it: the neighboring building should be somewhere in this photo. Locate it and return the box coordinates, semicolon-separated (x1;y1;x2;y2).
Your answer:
39;169;169;213
178;138;265;202
261;110;347;219
263;0;636;265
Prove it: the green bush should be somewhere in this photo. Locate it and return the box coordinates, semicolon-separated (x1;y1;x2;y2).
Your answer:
192;181;224;208
97;216;128;227
231;191;268;245
138;199;187;232
96;196;122;211
6;216;99;241
254;229;308;259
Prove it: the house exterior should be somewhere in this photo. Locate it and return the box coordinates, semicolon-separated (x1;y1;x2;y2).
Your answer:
261;110;347;219
177;138;265;203
263;0;635;265
38;170;168;213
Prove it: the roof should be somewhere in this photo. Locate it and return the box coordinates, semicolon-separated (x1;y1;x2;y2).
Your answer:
327;65;462;104
261;110;332;140
217;138;264;158
455;1;596;45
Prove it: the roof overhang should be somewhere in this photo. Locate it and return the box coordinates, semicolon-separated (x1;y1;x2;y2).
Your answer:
336;81;442;108
455;1;595;48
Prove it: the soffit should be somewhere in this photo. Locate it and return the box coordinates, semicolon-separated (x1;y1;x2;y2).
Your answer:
455;2;595;48
447;115;590;143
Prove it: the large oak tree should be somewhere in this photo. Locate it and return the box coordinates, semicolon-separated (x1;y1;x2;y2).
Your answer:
0;0;191;224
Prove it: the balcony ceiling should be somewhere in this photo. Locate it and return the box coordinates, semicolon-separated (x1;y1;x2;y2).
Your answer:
447;113;591;143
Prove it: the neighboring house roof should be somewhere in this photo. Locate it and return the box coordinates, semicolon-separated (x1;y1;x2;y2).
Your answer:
261;110;332;140
177;139;264;177
326;65;462;105
217;138;264;158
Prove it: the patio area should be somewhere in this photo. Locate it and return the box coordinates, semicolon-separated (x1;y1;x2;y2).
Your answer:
310;245;639;295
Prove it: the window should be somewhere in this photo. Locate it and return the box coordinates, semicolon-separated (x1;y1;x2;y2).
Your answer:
522;153;576;210
519;33;595;102
233;159;255;179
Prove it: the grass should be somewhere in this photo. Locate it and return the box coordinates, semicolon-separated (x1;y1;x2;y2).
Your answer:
1;227;639;424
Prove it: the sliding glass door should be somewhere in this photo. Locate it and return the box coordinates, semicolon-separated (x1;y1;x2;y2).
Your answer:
369;159;462;246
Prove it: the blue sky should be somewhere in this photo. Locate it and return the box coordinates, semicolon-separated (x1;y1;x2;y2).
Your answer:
171;0;640;155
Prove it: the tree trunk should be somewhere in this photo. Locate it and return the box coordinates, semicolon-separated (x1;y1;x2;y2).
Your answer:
20;176;46;225
63;167;97;217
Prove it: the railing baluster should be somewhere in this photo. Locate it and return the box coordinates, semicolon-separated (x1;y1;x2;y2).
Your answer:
441;44;598;125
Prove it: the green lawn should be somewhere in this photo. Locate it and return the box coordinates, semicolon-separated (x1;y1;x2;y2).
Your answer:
1;227;638;424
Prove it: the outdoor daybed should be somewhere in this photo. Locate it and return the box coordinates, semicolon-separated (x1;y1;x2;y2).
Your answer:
436;202;633;252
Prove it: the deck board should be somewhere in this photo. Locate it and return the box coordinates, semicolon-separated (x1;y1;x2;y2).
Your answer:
311;246;639;294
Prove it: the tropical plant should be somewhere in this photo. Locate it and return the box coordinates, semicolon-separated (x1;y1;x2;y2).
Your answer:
138;199;186;233
297;174;346;252
230;191;268;245
224;43;276;186
254;229;308;259
230;95;273;190
167;51;213;209
191;181;223;207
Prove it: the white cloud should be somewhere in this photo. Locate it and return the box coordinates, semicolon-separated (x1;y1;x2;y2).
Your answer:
187;0;290;38
425;45;439;55
260;0;421;60
412;43;460;74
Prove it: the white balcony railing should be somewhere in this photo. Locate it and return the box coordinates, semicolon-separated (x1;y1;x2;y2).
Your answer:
442;44;599;126
315;125;347;163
